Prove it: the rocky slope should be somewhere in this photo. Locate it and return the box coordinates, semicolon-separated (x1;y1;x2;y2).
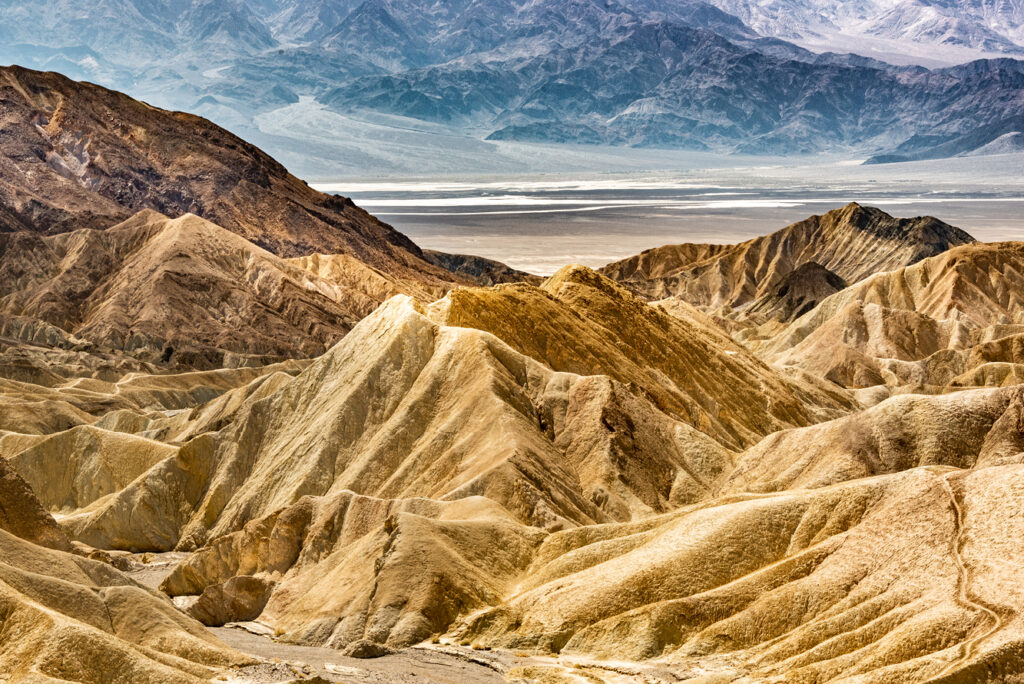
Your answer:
454;463;1024;682
0;64;458;291
0;268;846;654
0;210;446;367
600;203;975;311
744;261;848;322
41;281;773;552
0;458;249;683
6;199;1024;681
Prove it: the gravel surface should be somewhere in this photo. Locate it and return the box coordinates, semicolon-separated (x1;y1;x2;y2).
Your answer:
213;627;511;683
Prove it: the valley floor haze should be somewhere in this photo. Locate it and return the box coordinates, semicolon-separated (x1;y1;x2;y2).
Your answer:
314;153;1024;273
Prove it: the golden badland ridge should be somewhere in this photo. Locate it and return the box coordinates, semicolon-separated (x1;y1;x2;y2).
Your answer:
4;67;1024;683
600;202;975;309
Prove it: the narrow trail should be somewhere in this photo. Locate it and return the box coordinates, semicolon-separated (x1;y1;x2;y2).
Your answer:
931;474;1002;680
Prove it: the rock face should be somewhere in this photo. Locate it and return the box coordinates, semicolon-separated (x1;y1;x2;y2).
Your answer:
0;456;71;551
0;210;445;366
50;285;759;553
599;203;975;310
724;385;1024;493
422;250;542;286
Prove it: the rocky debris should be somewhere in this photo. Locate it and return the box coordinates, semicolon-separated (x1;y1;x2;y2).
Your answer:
188;575;276;627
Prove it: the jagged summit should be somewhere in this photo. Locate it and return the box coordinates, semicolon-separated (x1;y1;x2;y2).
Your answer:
432;264;850;449
600;203;976;313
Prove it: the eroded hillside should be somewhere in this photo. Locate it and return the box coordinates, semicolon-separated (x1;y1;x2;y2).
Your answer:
3;74;1024;683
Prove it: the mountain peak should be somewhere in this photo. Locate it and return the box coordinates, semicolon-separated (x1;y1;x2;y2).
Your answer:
600;205;976;316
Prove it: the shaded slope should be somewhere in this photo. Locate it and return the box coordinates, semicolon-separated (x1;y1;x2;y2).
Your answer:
745;261;847;322
599;203;975;312
0;456;71;551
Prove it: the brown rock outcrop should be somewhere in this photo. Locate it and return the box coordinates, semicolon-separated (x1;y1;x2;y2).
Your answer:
0;64;453;293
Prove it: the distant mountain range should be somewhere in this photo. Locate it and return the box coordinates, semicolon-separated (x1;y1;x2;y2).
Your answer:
702;0;1024;63
1;0;1023;164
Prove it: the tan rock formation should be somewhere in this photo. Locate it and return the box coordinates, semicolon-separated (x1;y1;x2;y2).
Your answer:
1;454;247;682
768;242;1024;388
0;456;71;551
599;203;974;312
430;264;851;449
3;192;1024;682
0;528;248;683
455;465;1024;682
724;385;1024;493
56;294;742;553
0;211;448;366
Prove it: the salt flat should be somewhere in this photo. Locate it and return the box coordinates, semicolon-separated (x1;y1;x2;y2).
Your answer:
313;154;1024;274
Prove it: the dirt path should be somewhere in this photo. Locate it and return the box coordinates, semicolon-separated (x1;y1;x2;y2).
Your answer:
933;475;1002;678
213;626;512;683
212;626;686;683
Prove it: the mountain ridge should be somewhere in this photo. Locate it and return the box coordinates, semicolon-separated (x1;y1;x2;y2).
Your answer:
599;203;976;311
2;1;1023;161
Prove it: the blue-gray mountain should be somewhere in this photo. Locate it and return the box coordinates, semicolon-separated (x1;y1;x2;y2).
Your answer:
701;0;1024;62
1;0;1022;161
